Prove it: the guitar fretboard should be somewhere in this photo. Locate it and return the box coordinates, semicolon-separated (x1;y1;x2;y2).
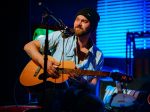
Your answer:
58;68;110;77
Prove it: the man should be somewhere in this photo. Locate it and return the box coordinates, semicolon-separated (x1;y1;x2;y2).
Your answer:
24;8;104;112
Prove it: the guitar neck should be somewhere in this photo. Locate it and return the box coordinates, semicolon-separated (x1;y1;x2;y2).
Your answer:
58;68;110;77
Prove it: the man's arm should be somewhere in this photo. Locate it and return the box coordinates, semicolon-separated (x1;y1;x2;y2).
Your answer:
24;40;44;67
24;40;59;75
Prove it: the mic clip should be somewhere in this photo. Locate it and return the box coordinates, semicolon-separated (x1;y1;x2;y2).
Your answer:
62;26;74;38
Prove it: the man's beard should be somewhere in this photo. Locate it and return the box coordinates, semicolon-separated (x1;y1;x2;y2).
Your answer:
74;27;91;36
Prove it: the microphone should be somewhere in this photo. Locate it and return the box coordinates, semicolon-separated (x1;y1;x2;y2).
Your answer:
61;26;74;38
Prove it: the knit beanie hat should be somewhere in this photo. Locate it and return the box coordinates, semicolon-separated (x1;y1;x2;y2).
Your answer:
75;8;100;31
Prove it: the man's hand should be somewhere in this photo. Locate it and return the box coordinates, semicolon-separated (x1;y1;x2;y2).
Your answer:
41;59;60;78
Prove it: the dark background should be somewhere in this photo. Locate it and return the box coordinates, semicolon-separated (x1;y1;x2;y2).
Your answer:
1;0;150;106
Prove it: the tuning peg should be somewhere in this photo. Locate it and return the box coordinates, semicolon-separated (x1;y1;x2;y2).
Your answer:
110;72;133;83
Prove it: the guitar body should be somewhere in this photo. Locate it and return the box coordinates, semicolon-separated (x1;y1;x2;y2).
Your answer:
20;56;76;87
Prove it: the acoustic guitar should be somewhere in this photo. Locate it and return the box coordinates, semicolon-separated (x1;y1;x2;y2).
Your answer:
20;56;132;87
19;56;111;87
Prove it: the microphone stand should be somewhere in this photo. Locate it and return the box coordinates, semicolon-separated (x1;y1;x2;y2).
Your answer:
39;6;71;111
40;11;50;111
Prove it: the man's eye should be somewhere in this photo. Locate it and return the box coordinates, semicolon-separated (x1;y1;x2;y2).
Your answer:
83;20;88;23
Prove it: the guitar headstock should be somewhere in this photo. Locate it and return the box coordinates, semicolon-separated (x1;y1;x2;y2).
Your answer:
110;72;133;83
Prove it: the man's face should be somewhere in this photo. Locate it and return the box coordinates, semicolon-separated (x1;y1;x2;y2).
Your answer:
74;15;91;36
